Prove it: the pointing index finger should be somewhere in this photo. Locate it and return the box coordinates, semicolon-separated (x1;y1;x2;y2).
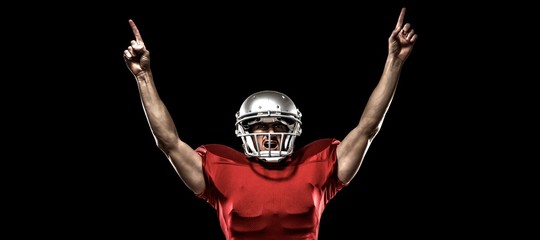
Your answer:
128;19;144;44
395;7;406;30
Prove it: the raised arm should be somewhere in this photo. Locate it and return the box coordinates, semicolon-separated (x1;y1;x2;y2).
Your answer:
336;8;418;184
123;19;205;194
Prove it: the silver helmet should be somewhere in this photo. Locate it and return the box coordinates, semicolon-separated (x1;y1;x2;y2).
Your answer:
235;90;302;162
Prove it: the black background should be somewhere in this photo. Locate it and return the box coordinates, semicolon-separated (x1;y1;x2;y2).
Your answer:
6;0;536;239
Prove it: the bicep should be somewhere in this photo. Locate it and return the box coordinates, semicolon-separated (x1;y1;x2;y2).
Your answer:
166;140;206;194
336;127;372;184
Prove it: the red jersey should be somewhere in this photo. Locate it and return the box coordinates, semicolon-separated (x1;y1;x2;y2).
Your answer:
195;138;348;240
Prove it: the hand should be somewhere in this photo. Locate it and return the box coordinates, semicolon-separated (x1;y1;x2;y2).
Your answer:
123;19;150;76
388;8;418;62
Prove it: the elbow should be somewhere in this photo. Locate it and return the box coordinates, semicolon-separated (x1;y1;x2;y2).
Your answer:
363;118;384;140
368;127;381;140
154;136;178;154
358;122;381;141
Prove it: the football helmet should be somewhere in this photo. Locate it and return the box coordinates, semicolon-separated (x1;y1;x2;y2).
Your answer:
235;90;302;162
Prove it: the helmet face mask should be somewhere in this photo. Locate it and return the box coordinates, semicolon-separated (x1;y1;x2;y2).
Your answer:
235;90;302;162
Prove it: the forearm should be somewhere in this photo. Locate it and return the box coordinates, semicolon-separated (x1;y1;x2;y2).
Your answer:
337;57;405;182
360;56;404;138
135;71;180;150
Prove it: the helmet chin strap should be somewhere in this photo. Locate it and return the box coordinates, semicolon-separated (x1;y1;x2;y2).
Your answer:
241;133;290;162
257;151;288;162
